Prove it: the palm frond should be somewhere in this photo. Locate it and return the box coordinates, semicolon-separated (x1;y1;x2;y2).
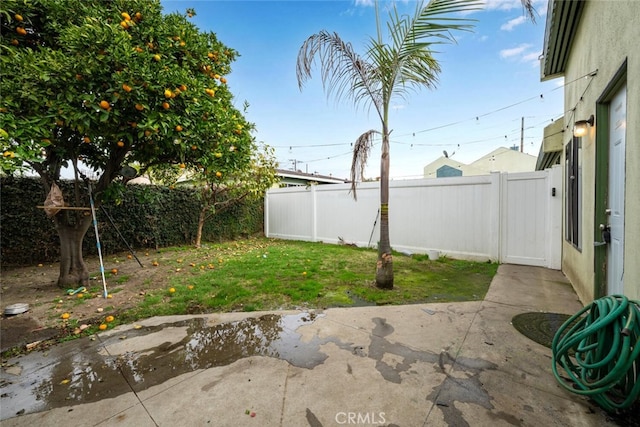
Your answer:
521;0;537;24
297;31;383;120
350;129;379;200
388;0;483;92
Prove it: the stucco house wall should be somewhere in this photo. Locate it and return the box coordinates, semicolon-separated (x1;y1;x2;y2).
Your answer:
543;0;639;302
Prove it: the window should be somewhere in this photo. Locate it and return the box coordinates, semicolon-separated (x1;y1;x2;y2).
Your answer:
565;136;582;249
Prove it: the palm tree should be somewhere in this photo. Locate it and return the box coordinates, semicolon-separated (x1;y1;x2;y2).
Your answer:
296;0;482;289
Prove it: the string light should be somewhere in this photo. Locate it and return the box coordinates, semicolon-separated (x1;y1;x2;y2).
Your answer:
274;70;597;167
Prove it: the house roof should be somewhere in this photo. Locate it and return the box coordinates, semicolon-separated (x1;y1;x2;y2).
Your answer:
276;169;347;184
540;0;586;81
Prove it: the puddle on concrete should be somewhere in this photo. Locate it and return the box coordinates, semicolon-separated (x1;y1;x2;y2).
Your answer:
1;312;335;419
2;313;504;425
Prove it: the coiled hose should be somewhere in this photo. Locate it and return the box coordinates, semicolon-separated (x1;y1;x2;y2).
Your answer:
552;295;640;412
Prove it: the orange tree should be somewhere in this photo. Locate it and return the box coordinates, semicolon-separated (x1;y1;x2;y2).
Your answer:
0;0;256;287
180;140;279;248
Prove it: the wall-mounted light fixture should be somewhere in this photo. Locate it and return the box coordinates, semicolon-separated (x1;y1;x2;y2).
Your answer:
573;114;595;137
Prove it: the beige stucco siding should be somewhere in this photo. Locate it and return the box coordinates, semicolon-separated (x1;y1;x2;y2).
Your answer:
560;1;639;302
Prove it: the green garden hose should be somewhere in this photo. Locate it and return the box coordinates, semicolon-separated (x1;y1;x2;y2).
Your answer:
552;295;640;412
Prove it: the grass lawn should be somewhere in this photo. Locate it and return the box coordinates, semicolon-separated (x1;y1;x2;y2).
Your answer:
121;238;498;322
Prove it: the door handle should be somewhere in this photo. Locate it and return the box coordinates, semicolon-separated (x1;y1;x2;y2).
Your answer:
598;224;611;245
605;208;612;215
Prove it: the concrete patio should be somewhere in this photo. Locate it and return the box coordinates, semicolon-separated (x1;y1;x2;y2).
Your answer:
0;265;624;426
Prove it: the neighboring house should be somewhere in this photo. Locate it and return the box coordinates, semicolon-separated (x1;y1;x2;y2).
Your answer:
423;147;537;178
539;0;639;302
276;169;347;187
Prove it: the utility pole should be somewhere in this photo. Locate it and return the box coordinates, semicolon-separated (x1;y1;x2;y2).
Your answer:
288;159;303;171
520;116;524;152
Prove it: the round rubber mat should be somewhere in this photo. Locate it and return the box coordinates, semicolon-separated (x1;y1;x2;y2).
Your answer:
511;312;572;348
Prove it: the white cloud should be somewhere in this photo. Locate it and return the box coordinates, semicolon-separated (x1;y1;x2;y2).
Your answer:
500;15;526;31
483;0;547;20
482;0;525;12
499;43;532;59
522;52;541;67
354;0;374;6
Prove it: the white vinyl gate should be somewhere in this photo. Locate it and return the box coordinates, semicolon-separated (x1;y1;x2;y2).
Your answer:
500;171;562;267
265;167;562;269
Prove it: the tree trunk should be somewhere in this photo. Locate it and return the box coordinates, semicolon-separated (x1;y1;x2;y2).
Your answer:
54;214;93;288
376;131;393;289
195;208;206;248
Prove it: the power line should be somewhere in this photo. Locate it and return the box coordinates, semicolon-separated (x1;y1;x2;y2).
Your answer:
268;69;597;151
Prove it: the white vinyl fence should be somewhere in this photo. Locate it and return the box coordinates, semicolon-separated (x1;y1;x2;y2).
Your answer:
265;166;562;269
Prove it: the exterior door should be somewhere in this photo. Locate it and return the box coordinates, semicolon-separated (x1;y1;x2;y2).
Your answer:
607;84;626;295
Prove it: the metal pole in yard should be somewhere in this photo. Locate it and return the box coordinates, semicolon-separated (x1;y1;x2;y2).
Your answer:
87;182;109;298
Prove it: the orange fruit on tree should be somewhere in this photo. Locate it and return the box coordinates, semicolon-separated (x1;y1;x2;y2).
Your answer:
122;83;132;92
99;324;107;330
214;152;222;158
135;103;144;111
83;136;91;143
121;12;131;21
216;171;222;178
16;27;26;36
164;89;173;98
10;39;18;46
134;46;143;53
175;125;183;132
99;100;110;110
120;21;129;29
220;77;227;84
191;145;197;151
15;14;24;21
117;141;125;147
153;54;161;61
162;102;170;110
134;12;142;21
144;130;152;137
179;84;187;92
179;163;186;169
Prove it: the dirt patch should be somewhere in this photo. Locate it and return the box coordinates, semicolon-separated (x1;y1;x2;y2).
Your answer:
1;249;193;353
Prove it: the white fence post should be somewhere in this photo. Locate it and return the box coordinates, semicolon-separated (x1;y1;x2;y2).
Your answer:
490;171;502;262
547;165;563;269
311;184;317;242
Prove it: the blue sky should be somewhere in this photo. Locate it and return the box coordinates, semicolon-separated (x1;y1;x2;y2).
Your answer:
162;0;563;180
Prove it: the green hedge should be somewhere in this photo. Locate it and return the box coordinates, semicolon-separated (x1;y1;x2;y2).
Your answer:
0;177;264;267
